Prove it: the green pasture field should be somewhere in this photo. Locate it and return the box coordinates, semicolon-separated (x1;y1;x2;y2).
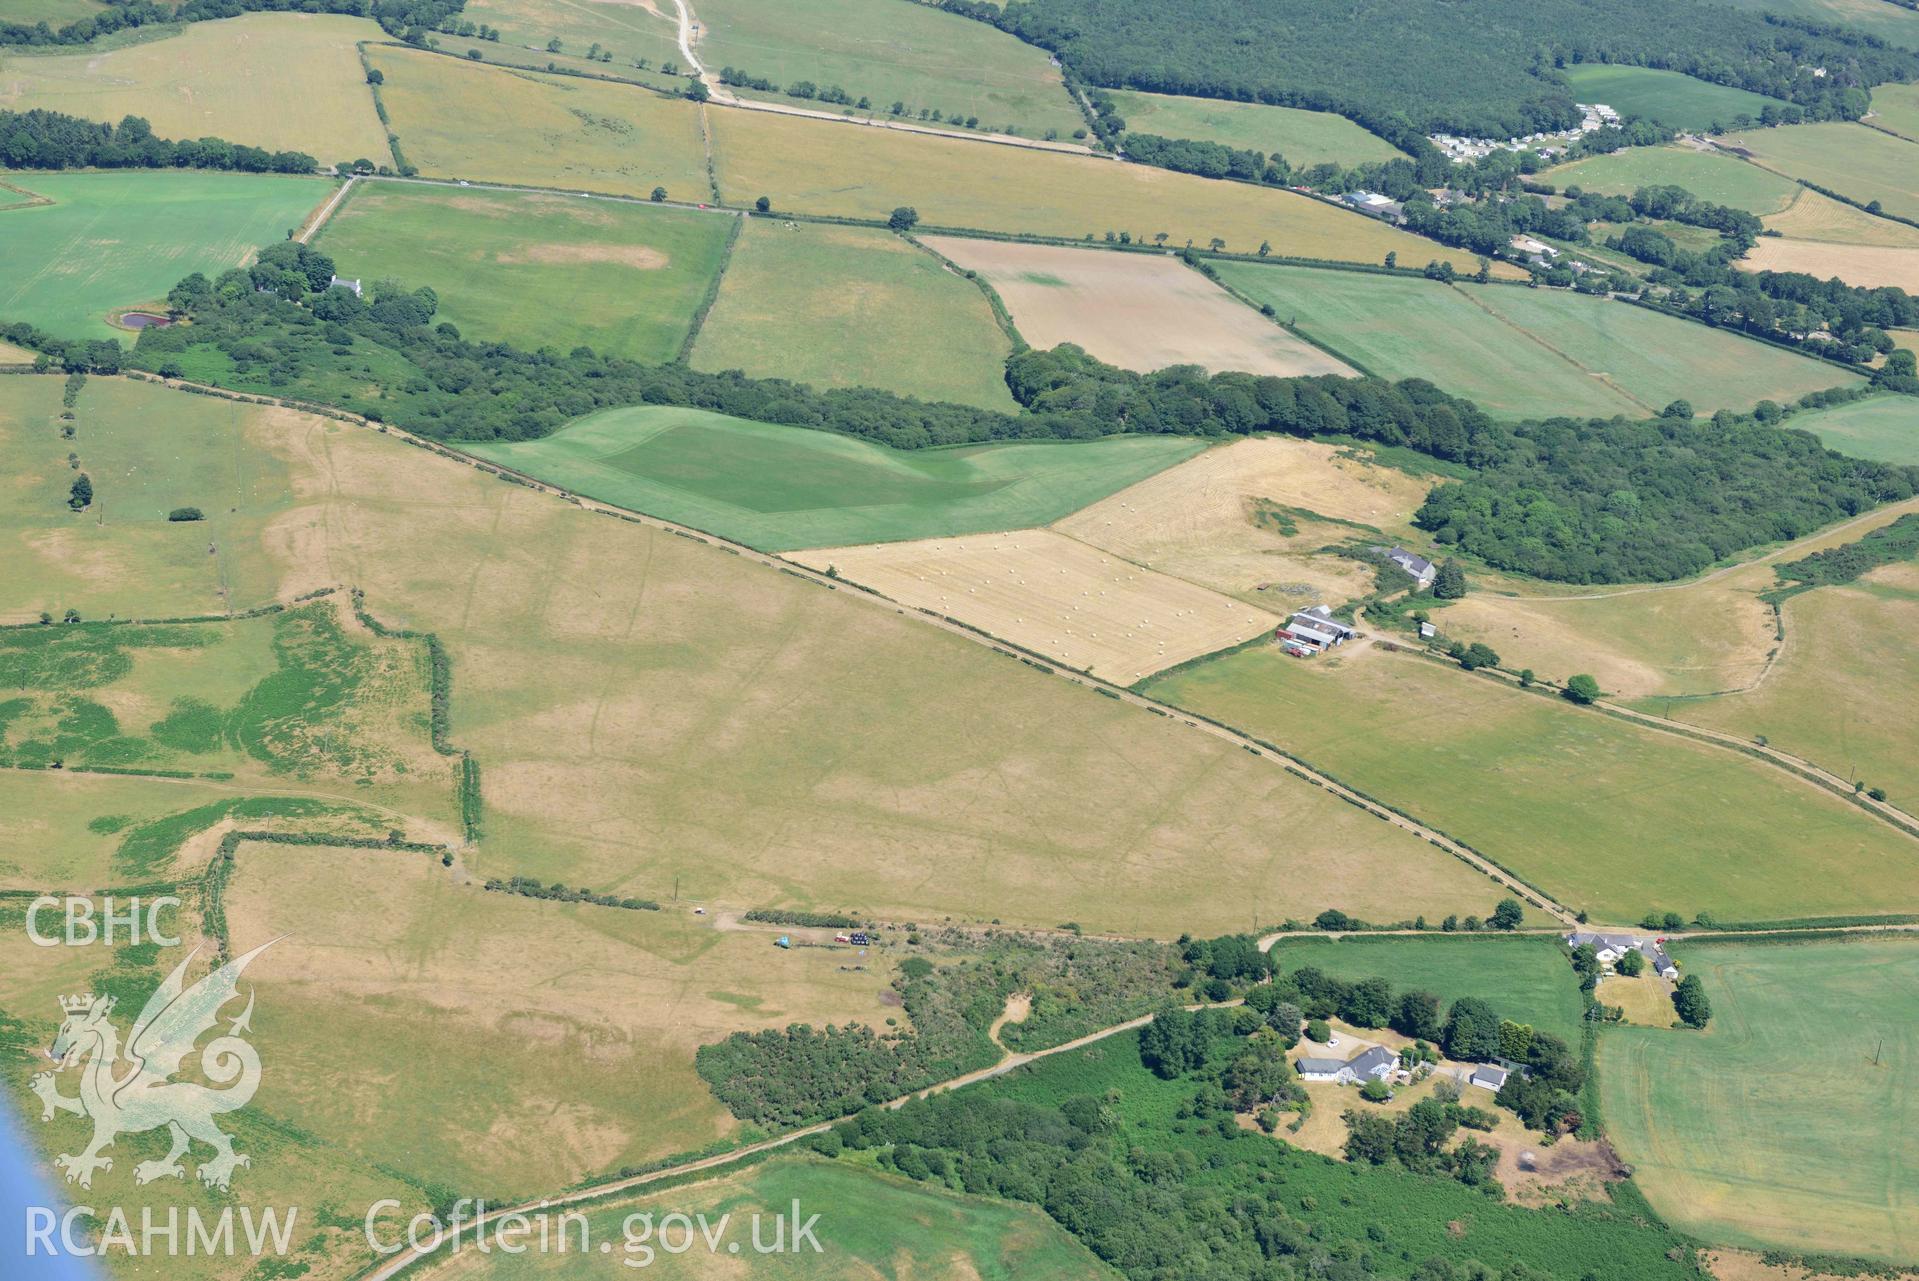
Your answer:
367;45;709;200
690;219;1016;409
1144;646;1919;924
1103;90;1405;168
279;403;1501;936
1561;64;1786;131
1650;568;1919;811
436;1157;1111;1279
465;404;1203;549
0;171;332;341
0;13;392;161
449;0;682;79
1722;121;1919;222
1712;0;1919;50
977;1033;1697;1278
1541;145;1801;214
1874;80;1919;143
1786;392;1919;463
315;180;736;362
0;375;302;622
1600;935;1919;1260
708;106;1521;272
1212;262;1857;417
695;0;1084;140
0;0;110;23
1269;934;1586;1043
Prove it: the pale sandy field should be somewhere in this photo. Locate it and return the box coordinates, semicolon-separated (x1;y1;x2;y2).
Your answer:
922;235;1355;376
1740;237;1919;292
1054;436;1432;608
790;528;1281;681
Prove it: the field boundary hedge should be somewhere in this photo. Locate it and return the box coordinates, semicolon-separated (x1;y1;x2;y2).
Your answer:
349;587;482;842
903;232;1029;350
201;827;453;959
675;210;744;363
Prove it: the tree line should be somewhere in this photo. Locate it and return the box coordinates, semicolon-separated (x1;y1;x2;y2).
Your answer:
0;110;315;174
0;0;465;48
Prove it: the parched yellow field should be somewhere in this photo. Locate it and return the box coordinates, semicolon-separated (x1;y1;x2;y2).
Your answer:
790;528;1281;681
1440;498;1919;700
243;398;1502;934
0;14;392;160
367;45;709;198
1051;436;1431;610
1598;973;1676;1026
710;106;1522;271
1739;238;1919;292
921;235;1353;376
224;842;898;1195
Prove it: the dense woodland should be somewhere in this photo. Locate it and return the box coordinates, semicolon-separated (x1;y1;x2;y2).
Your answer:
0;109;316;174
0;0;463;47
940;0;1917;138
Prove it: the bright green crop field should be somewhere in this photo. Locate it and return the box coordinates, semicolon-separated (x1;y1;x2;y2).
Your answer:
1561;64;1786;131
1213;262;1857;417
1601;935;1919;1261
1542;145;1801;214
691;218;1016;409
464;405;1204;550
1787;393;1919;464
1270;934;1586;1042
315;181;737;362
0;171;333;340
1104;90;1404;167
694;0;1084;139
1145;647;1919;924
1722;122;1919;223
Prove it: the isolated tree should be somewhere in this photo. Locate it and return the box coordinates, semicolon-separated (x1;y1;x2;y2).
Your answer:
546;37;562;52
67;473;92;511
888;206;919;232
1613;947;1645;977
1673;974;1711;1028
1432;558;1467;599
1384;251;1397;269
1489;898;1524;931
366;68;384;85
1563;674;1602;705
1304;1018;1331;1043
1453;641;1499;671
754;195;771;213
686;79;709;102
1360;1077;1392;1103
1208;237;1225;252
1257;239;1270;256
1518;668;1535;687
649;186;667;202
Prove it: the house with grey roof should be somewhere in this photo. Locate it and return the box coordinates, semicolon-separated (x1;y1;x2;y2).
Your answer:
1566;930;1679;979
1379;547;1437;589
1298;1044;1398;1085
1469;1064;1509;1092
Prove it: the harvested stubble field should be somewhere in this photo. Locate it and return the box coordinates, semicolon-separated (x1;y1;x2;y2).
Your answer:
1050;436;1430;609
1270;934;1587;1042
453;0;683;79
1560;64;1786;131
787;528;1282;681
430;1157;1110;1280
222;844;900;1197
0;375;302;620
1214;262;1857;417
0;171;333;341
1654;564;1919;807
315;181;737;363
0;14;393;160
1763;187;1919;245
218;392;1506;934
1739;237;1919;292
1786;392;1919;464
1542;146;1801;215
1721;122;1919;223
921;236;1354;377
465;404;1203;550
367;46;708;199
695;0;1084;141
691;220;1017;409
1600;935;1919;1261
1104;90;1406;168
1145;644;1919;923
707;106;1511;270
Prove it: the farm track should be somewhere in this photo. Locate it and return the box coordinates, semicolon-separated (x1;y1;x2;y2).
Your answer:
666;0;1097;156
296;174;358;243
118;371;1579;926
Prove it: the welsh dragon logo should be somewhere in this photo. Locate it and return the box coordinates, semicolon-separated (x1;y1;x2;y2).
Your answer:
30;940;278;1191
